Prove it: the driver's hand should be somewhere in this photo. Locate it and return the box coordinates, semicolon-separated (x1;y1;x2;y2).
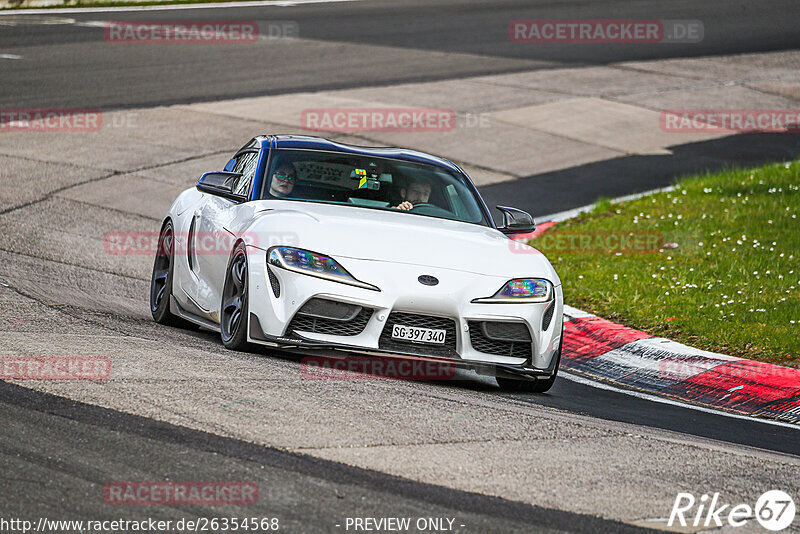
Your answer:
396;201;413;211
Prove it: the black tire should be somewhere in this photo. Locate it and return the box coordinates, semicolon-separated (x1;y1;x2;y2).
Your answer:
496;333;562;393
220;241;255;351
150;220;190;327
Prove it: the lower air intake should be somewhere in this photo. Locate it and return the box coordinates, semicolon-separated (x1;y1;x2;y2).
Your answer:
287;298;372;337
468;321;532;359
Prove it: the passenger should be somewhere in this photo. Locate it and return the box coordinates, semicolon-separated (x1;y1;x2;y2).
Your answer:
269;163;297;197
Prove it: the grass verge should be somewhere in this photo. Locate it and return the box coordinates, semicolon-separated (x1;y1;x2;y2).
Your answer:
532;160;800;367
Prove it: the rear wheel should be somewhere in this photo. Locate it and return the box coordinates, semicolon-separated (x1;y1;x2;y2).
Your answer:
150;221;189;327
220;242;255;351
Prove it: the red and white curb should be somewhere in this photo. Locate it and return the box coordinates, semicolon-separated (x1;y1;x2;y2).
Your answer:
561;305;800;425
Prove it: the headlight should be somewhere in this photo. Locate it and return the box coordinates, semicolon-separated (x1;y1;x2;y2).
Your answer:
472;278;553;303
267;247;379;291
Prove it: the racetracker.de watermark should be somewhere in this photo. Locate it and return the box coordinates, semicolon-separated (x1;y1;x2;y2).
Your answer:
513;230;664;255
104;482;258;505
509;19;703;43
103;20;298;43
301;356;457;381
1;109;102;132
301;108;457;133
659;358;800;381
103;231;298;255
661;109;800;133
0;356;111;380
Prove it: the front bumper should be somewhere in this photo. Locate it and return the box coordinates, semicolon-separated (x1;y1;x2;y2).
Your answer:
247;312;560;380
246;248;564;379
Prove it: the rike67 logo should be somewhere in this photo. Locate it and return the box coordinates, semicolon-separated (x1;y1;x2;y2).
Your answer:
669;490;796;531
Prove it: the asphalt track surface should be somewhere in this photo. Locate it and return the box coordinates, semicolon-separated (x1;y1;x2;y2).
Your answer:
0;381;658;533
1;0;800;110
1;0;800;531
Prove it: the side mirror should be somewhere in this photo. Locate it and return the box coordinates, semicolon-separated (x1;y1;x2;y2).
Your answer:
496;205;535;235
196;171;247;203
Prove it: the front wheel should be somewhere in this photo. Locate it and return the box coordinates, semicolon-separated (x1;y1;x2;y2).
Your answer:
220;241;255;351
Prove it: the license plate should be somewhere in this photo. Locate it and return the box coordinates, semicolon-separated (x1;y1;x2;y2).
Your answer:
391;324;446;344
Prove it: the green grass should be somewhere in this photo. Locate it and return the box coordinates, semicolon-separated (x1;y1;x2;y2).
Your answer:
532;160;800;367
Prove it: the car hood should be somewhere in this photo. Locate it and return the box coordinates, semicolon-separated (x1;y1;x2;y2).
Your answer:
244;200;560;282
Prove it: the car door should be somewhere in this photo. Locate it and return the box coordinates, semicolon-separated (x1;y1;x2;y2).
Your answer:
189;150;260;319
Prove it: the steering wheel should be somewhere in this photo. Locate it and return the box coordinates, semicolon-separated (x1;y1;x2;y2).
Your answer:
409;203;452;217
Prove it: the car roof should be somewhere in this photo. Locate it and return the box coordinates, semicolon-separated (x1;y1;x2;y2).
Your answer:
254;135;463;173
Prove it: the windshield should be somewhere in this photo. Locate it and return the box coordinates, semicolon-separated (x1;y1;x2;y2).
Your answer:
259;149;490;226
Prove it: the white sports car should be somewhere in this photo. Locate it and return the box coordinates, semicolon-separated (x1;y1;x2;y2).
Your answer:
150;136;563;392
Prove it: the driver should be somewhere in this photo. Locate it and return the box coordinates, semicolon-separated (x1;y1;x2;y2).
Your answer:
394;178;432;211
269;163;297;197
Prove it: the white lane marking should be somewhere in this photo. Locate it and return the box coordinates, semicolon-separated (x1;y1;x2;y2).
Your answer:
0;0;361;15
561;370;800;430
0;16;76;25
0;53;23;59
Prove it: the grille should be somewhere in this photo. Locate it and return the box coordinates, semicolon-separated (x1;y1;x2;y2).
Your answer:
542;301;555;331
287;298;372;337
378;312;459;358
267;266;280;298
468;321;532;360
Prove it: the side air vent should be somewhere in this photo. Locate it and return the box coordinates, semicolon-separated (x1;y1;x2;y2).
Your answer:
542;301;555;332
267;266;280;298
